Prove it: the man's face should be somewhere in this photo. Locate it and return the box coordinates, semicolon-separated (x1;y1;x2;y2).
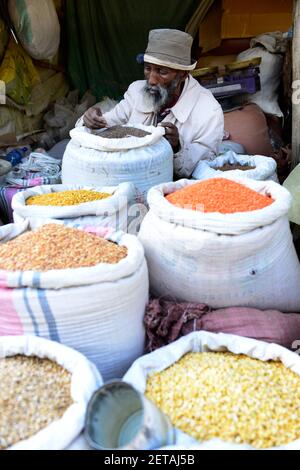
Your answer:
143;62;184;112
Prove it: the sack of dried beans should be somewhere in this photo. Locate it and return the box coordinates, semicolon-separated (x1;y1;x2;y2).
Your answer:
62;124;173;203
192;152;278;182
0;222;149;380
11;183;135;232
138;177;300;311
0;335;101;450
124;331;300;450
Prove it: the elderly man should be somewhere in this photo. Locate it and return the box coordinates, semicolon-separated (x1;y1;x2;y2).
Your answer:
79;29;224;178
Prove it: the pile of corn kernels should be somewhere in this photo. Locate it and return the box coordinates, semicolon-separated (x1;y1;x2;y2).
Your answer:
0;224;127;272
26;190;111;206
0;355;73;450
145;352;300;449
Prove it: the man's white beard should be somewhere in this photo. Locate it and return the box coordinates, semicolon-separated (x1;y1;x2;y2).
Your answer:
142;79;179;113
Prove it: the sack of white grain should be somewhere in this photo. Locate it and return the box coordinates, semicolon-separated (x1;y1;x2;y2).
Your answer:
192;152;278;182
0;222;149;380
237;32;286;118
12;183;135;232
0;335;101;450
124;330;300;450
138;177;300;311
62;124;173;203
8;0;60;61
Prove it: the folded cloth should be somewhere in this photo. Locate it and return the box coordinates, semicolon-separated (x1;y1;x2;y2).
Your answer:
0;186;23;223
145;297;300;352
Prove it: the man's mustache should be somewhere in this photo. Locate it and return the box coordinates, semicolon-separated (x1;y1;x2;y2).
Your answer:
144;84;163;95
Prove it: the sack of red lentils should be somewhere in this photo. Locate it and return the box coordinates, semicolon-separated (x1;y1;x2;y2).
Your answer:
138;177;300;312
0;222;149;380
0;335;102;450
124;330;300;450
11;182;135;232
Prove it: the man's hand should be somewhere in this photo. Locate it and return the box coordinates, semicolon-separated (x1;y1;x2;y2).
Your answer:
159;122;180;152
83;106;107;129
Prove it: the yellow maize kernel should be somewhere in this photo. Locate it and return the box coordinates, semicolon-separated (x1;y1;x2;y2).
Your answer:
145;352;300;449
26;190;111;206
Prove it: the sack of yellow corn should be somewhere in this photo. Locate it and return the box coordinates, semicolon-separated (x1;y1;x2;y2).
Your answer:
124;331;300;450
12;183;135;232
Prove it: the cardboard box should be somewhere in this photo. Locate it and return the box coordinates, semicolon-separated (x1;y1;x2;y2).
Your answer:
199;0;293;51
222;0;293;39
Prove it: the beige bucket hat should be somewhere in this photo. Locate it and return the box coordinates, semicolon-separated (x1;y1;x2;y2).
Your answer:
143;29;197;71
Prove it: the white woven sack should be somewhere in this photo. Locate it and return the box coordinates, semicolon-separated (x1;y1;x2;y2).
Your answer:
145;177;292;235
192;152;278;182
0;219;28;241
124;331;300;450
237;47;283;118
0;223;149;380
63;124;173;203
12;183;135;232
1;335;102;450
8;0;60;61
70;124;166;151
138;178;300;311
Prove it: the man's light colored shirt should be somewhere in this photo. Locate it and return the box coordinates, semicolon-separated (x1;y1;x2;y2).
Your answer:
77;75;224;178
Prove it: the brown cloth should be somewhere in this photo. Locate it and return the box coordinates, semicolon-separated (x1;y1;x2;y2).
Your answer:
145;297;300;353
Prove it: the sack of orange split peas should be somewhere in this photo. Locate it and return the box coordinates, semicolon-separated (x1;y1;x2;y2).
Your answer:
138;177;300;312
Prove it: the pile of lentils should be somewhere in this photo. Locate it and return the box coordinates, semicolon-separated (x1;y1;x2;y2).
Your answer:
0;224;127;272
166;178;274;214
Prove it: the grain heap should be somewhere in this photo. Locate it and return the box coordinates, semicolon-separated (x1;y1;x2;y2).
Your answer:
26;190;111;206
0;224;127;272
166;178;274;214
99;125;151;139
146;352;300;449
216;163;255;172
0;355;72;450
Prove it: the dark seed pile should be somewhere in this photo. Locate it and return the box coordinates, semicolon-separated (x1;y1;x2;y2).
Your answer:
99;126;151;139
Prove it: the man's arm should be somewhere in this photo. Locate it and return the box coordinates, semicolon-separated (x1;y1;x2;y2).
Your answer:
174;105;224;178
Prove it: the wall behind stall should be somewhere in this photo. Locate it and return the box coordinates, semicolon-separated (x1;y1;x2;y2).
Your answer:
66;0;199;101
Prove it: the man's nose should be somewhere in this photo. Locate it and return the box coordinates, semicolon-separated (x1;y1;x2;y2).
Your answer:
148;70;159;86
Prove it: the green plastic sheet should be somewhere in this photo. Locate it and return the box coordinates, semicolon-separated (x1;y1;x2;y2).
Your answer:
66;0;199;100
